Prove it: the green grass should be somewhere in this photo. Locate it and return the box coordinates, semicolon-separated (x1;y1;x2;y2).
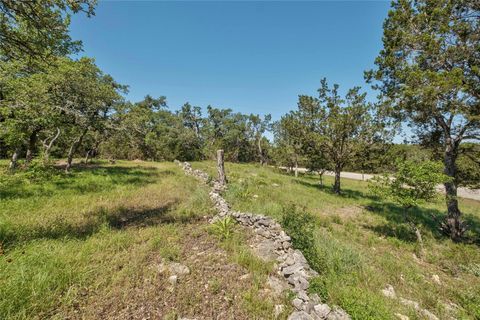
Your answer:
0;160;213;319
210;221;293;319
192;161;480;319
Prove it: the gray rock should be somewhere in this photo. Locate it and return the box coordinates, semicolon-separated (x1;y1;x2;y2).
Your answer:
288;311;314;320
297;291;310;302
292;298;304;310
178;162;351;320
292;250;308;264
168;262;190;277
283;241;292;250
283;263;304;276
327;308;351;320
313;304;331;318
310;293;322;304
267;276;289;296
168;275;178;286
253;239;279;261
420;309;439;320
381;284;396;299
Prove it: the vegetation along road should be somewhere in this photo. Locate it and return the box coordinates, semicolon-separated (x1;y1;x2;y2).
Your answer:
281;168;480;201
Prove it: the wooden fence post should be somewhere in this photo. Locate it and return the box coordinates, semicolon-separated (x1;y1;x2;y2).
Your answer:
217;149;227;185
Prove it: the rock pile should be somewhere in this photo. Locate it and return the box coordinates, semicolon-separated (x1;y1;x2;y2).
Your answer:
175;160;350;320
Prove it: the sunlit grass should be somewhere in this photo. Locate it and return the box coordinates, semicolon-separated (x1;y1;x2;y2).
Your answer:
192;161;480;319
0;161;213;319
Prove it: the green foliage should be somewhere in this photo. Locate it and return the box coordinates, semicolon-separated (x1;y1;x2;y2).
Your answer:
281;204;320;267
367;0;480;236
209;216;236;241
275;78;388;193
0;0;96;61
195;161;480;319
370;159;449;210
22;159;63;182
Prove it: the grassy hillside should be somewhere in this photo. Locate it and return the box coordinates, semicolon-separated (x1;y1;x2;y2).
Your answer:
192;161;480;319
0;161;289;319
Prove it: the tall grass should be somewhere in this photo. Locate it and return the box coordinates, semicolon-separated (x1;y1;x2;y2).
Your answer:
0;161;212;319
192;161;480;319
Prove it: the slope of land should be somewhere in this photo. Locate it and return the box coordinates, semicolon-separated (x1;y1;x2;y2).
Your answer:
192;161;480;319
0;161;290;319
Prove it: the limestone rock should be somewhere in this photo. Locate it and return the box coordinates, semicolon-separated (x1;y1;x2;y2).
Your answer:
381;284;396;299
326;307;351;320
176;161;350;320
431;274;441;285
268;276;289;296
275;304;285;318
292;298;304;310
168;262;190;277
313;304;331;318
288;311;314;320
283;263;304;276
395;314;410;320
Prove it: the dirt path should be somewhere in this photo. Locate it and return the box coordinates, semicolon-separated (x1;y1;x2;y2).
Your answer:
281;167;480;201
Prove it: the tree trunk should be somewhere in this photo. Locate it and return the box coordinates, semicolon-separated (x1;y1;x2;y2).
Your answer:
442;142;465;240
294;155;298;177
84;150;91;164
319;173;324;186
9;147;20;171
43;128;61;163
25;130;39;164
65;129;88;173
257;138;263;165
333;165;341;194
414;226;425;259
217;149;227;185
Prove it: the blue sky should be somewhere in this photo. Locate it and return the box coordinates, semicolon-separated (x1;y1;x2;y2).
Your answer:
70;1;391;121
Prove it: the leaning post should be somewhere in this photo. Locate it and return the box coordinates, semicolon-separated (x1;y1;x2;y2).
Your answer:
217;149;227;186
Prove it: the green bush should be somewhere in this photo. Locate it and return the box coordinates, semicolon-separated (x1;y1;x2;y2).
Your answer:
281;204;319;267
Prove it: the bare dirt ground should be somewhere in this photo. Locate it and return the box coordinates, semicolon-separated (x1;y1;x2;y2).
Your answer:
59;221;271;320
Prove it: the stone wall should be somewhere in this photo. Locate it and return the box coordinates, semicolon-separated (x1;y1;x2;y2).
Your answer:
175;160;350;320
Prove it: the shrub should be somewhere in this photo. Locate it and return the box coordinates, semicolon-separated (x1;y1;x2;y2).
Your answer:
281;204;319;267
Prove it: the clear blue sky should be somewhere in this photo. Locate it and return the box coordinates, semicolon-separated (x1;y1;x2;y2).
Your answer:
70;1;391;122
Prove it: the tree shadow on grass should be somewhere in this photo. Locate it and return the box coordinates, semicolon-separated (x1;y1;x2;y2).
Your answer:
293;178;380;202
363;202;480;245
284;172;480;245
0;199;202;251
0;165;174;200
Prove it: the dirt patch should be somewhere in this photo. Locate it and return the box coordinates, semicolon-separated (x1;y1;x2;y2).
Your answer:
60;222;260;320
334;206;363;219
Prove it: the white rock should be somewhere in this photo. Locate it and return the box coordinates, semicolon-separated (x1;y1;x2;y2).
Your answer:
288;311;314;320
168;275;178;286
431;274;441;285
168;262;190;277
381;284;396;299
313;303;331;317
420;309;439;320
275;304;285;318
292;298;304;310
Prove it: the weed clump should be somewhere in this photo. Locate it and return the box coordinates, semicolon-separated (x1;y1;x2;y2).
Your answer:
209;216;236;241
281;204;319;266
